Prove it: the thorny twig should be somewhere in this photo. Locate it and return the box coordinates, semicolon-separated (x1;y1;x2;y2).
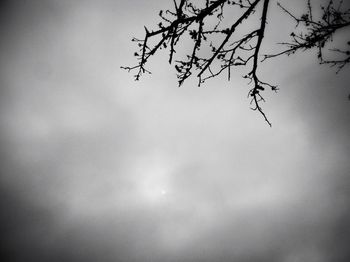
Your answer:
122;0;276;126
263;0;350;73
122;0;350;126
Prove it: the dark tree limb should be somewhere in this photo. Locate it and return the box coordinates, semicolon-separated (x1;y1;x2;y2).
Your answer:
248;0;273;126
122;0;278;125
263;0;350;73
122;0;350;126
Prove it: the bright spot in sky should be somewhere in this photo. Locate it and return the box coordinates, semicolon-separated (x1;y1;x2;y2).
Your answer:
131;153;172;204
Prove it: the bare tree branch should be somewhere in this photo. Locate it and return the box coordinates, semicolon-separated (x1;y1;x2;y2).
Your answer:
264;1;350;73
122;0;350;126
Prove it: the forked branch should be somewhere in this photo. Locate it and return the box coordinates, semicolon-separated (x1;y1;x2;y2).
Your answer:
122;0;277;125
264;0;350;73
122;0;350;126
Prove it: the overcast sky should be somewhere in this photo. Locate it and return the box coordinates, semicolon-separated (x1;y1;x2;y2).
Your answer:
0;0;349;261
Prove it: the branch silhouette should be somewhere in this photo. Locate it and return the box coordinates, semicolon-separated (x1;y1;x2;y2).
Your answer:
122;0;350;126
264;0;350;73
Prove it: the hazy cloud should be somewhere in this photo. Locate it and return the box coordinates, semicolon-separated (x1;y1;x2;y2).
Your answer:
0;0;349;261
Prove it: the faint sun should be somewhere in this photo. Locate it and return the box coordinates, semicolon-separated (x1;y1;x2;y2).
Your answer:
132;153;172;204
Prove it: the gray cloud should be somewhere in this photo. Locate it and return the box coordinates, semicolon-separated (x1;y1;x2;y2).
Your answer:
0;0;349;261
